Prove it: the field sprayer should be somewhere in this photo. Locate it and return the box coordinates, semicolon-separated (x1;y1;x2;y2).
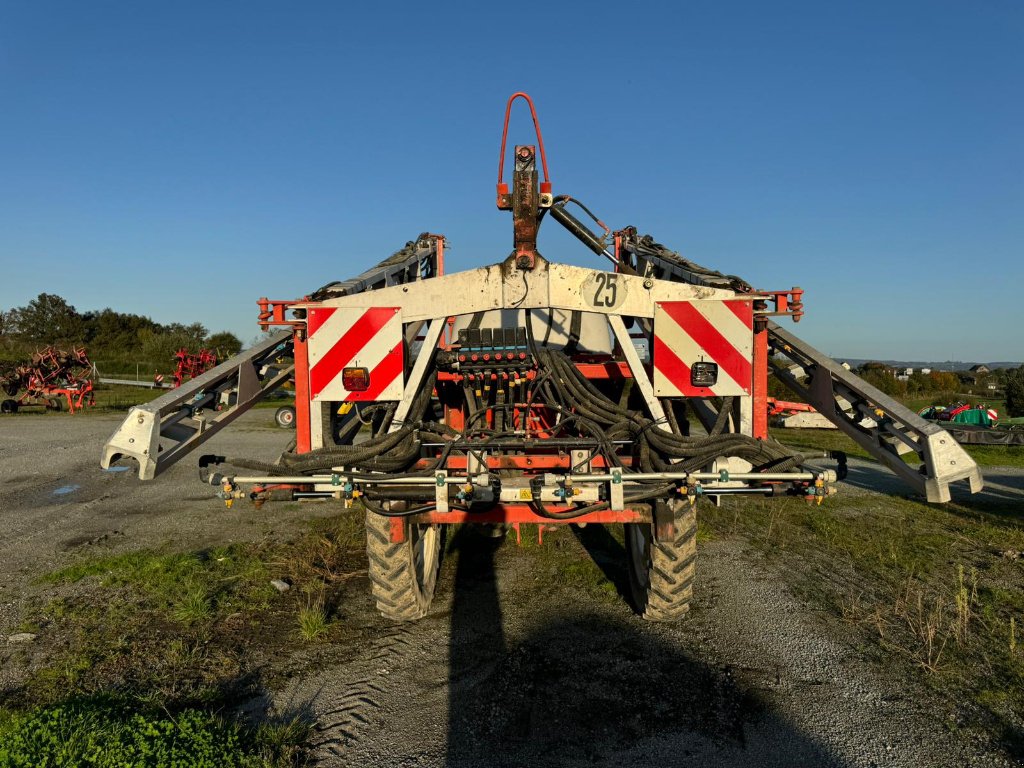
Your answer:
101;93;982;621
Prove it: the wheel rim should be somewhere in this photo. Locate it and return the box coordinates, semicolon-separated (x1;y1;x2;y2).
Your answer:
626;524;652;589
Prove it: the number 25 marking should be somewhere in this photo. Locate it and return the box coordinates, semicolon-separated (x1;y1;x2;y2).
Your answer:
592;273;618;307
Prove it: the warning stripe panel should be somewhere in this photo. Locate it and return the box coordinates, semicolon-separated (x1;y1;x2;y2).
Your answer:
307;306;404;402
653;299;753;398
652;335;716;398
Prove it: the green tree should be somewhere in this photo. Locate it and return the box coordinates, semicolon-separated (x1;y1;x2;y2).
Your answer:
8;293;85;345
1006;367;1024;418
206;331;243;357
928;371;960;394
140;322;209;363
82;308;161;358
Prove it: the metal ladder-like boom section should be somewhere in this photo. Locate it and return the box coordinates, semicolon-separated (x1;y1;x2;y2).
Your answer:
612;228;983;503
769;323;982;503
101;331;294;480
101;236;443;480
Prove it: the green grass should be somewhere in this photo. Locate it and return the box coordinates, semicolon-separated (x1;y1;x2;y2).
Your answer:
8;513;372;765
0;694;305;768
513;524;623;600
19;547;278;709
701;492;1024;745
41;545;275;621
297;601;329;642
92;383;166;411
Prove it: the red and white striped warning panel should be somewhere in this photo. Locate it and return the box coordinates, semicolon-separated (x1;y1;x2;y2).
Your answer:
652;300;754;397
306;306;404;402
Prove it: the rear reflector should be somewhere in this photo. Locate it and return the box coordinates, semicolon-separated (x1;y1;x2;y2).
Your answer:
690;362;718;387
342;367;369;391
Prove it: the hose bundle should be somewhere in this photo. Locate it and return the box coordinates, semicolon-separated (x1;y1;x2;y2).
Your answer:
223;347;805;505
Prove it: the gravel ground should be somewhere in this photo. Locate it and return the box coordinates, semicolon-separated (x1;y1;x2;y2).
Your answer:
1;411;1021;766
0;410;301;656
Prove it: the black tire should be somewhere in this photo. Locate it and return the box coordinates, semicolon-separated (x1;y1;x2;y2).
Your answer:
1;399;18;414
366;508;443;621
625;499;696;621
274;405;296;429
48;398;63;412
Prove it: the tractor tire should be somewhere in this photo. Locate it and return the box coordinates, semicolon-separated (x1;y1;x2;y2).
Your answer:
366;508;443;621
1;399;18;414
274;405;296;429
48;398;63;412
624;498;696;622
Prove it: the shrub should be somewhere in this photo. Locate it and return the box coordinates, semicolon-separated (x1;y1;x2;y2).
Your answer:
1006;367;1024;418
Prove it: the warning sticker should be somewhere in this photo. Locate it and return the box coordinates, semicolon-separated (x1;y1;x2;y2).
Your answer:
518;488;533;500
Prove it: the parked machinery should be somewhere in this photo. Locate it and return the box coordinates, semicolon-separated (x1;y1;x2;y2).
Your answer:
102;93;982;622
171;348;218;388
1;346;95;414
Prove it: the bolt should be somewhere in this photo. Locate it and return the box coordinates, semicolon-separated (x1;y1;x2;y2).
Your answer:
643;278;654;288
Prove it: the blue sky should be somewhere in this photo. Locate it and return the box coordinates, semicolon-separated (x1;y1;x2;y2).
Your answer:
1;1;1020;361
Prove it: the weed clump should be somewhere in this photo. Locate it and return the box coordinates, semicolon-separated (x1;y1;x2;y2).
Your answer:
0;695;304;767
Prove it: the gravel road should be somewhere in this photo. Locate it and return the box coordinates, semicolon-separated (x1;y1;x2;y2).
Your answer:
1;412;1021;766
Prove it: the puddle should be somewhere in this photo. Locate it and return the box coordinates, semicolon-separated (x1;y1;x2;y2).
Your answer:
103;466;131;473
52;484;81;496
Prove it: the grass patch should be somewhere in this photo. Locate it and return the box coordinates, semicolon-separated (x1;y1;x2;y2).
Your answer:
701;492;1024;748
41;545;275;623
92;383;166;411
8;516;369;764
513;524;623;600
297;600;330;642
0;694;305;767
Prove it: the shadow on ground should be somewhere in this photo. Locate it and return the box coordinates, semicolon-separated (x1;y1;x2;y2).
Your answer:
444;526;842;768
836;458;1023;506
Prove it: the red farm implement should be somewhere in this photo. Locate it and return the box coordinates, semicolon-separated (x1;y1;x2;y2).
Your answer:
171;348;218;388
103;93;982;622
1;346;95;414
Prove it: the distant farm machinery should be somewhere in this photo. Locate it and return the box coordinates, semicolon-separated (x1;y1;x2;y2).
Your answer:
0;346;96;414
171;348;218;388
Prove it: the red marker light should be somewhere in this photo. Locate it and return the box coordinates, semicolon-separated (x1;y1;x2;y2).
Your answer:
342;367;370;391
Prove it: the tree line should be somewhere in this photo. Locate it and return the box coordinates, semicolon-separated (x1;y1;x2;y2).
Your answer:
0;293;243;369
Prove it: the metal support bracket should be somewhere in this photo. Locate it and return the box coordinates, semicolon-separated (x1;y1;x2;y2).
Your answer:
609;468;624;511
435;470;449;513
390;318;445;432
608;314;668;426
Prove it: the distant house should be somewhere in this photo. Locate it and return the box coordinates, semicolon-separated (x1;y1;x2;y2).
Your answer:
920;368;932;375
967;364;991;385
962;364;995;392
